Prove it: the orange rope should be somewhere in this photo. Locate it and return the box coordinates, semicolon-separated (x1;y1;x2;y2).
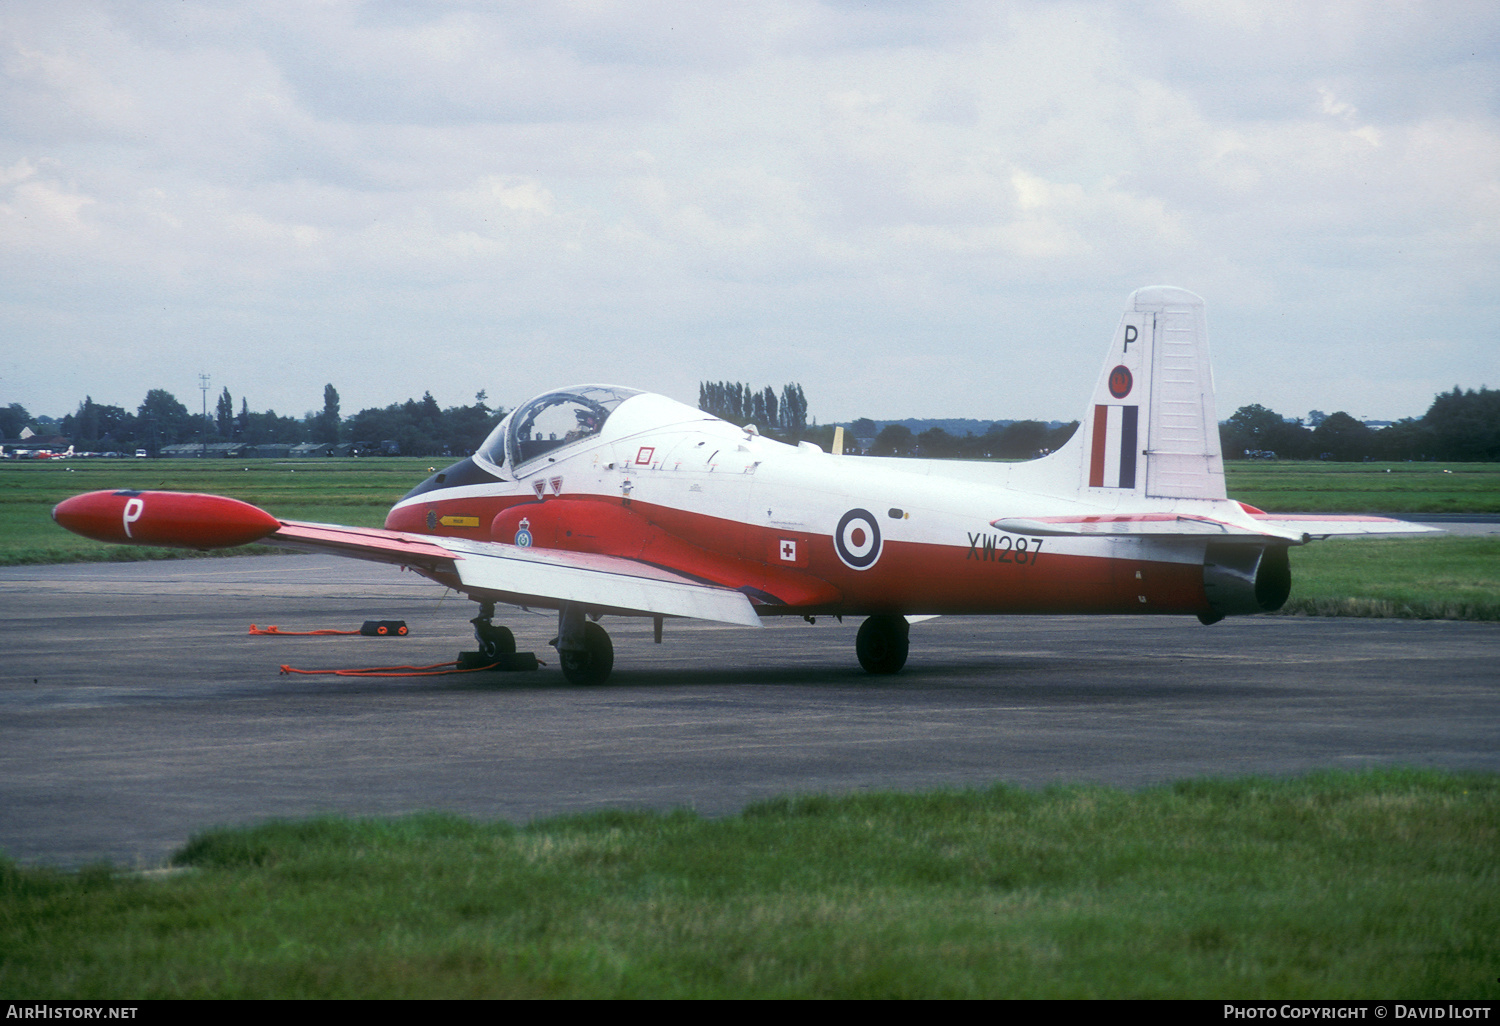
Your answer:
250;624;360;636
279;660;499;678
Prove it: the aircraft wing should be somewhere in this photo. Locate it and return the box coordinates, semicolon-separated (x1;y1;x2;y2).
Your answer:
50;491;763;628
272;521;766;627
992;512;1441;543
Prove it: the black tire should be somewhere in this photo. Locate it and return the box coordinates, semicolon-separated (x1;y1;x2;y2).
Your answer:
478;624;516;661
560;621;614;685
856;614;909;674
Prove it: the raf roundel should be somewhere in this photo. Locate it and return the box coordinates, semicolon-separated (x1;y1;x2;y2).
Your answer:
834;508;882;570
1108;365;1133;399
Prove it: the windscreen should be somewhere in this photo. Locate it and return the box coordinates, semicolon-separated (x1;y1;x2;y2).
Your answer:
474;385;641;472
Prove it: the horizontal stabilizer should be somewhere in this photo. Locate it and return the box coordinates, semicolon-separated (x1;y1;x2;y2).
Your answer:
994;512;1442;543
992;514;1304;542
1246;515;1444;540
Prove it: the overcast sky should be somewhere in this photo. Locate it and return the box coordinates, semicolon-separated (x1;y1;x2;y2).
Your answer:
2;1;1496;427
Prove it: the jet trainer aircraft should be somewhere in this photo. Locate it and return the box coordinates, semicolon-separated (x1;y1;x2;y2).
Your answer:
53;288;1433;684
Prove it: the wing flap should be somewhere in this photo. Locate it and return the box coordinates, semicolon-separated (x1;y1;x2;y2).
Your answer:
439;537;762;626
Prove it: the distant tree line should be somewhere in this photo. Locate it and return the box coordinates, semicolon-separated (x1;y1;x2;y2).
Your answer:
5;385;506;457
341;391;503;457
698;382;809;438
1221;387;1500;461
695;382;1079;459
844;418;1079;459
9;381;1499;462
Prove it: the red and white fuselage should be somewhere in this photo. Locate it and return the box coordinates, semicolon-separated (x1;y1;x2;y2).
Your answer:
385;390;1256;620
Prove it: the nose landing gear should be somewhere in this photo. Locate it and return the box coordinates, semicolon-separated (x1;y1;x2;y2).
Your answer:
471;603;516;661
456;601;538;672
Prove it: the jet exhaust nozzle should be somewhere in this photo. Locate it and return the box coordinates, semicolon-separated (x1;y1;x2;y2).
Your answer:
1202;542;1292;617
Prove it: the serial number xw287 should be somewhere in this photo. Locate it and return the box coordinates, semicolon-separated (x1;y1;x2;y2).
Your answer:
965;533;1045;565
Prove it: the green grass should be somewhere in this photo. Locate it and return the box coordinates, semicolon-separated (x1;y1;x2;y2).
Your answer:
1281;536;1500;620
1225;460;1500;514
2;768;1494;998
0;457;429;564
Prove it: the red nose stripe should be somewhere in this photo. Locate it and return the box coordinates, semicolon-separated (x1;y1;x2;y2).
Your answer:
52;490;281;549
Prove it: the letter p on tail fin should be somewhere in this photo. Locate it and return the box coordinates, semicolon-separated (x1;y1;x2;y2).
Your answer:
1076;286;1226;501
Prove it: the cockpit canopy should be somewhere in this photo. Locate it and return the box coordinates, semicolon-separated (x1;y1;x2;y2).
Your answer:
475;385;642;473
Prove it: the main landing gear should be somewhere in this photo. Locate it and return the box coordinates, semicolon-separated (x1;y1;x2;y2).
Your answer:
856;614;910;675
459;600;615;684
553;603;614;686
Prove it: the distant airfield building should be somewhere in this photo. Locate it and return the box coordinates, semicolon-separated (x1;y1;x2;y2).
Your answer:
156;442;357;458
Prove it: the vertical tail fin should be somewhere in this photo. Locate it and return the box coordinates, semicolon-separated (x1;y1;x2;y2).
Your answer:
1074;286;1225;501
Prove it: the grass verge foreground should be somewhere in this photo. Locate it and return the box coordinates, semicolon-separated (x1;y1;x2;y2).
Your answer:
3;768;1496;998
1277;536;1500;620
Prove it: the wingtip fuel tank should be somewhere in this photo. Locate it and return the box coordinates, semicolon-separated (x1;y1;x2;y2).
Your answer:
52;490;282;549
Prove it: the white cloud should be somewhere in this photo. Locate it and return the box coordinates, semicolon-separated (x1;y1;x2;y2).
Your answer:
0;0;1495;423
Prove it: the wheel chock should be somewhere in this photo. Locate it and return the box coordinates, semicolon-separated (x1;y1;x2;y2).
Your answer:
456;650;540;672
360;620;409;636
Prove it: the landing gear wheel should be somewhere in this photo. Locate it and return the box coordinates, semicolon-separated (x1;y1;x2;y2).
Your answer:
856;614;909;675
477;624;516;662
471;602;516;664
560;621;614;686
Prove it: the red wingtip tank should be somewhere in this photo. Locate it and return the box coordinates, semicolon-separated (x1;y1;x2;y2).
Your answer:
52;490;282;549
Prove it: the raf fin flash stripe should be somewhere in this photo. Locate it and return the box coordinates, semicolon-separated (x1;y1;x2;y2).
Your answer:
1089;404;1138;489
